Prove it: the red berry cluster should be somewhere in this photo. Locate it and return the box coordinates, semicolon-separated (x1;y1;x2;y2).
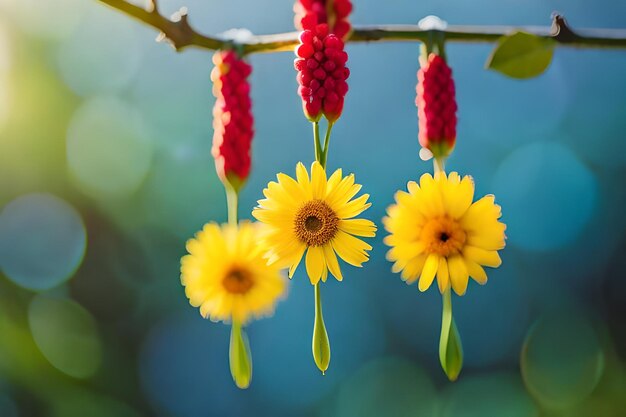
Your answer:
294;24;350;123
294;0;353;40
210;50;254;188
416;53;457;157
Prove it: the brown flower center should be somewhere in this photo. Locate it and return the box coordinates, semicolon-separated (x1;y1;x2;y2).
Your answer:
421;216;466;257
222;268;254;294
294;200;339;246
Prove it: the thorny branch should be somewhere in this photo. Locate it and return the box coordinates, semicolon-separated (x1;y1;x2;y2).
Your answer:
97;0;626;53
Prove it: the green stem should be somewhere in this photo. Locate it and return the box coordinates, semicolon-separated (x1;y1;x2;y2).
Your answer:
434;157;446;174
313;121;322;163
319;122;334;169
226;186;238;227
229;321;253;389
439;288;463;381
312;283;330;374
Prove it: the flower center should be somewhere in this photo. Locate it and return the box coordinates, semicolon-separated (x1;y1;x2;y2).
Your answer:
294;200;339;246
421;216;466;257
222;268;254;294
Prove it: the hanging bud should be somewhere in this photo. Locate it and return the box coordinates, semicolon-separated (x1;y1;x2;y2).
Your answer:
211;50;254;192
229;322;253;389
416;53;457;160
312;284;330;373
295;24;350;122
294;0;353;40
439;290;463;381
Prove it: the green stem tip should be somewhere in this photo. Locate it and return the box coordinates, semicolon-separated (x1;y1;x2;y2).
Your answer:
312;283;331;374
229;321;253;389
439;288;463;381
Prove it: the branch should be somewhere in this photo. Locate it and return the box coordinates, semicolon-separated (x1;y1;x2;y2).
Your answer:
97;0;226;51
97;0;626;53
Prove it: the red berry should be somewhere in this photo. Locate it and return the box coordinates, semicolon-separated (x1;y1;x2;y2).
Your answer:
416;53;457;156
294;8;350;123
296;43;314;58
294;0;353;40
211;50;254;186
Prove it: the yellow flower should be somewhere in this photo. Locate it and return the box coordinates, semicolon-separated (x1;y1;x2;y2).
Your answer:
383;172;506;295
180;221;286;324
252;161;377;284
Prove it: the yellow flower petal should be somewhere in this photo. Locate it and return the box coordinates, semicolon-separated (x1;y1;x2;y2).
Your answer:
335;194;371;219
326;174;355;207
436;256;449;293
288;244;307;278
254;162;375;285
296;162;312;199
332;230;371;267
305;245;325;284
338;218;377;237
327;168;343;191
448;255;469;296
311;161;328;200
384;171;505;295
323;244;343;281
419;254;439;292
463;246;502;268
180;221;286;324
466;260;488;285
277;173;307;202
400;254;427;284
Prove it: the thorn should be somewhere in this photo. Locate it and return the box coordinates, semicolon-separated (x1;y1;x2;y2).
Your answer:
550;12;578;42
155;32;166;43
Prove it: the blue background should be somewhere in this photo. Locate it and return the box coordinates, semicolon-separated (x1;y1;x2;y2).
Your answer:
0;0;625;416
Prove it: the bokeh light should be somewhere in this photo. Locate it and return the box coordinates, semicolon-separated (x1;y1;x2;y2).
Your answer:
0;394;18;417
521;309;605;409
0;193;86;291
0;0;624;416
440;372;539;417
139;311;252;417
332;357;438;417
28;295;102;379
492;141;597;251
250;278;386;413
0;24;9;133
455;267;531;368
66;96;153;200
49;388;140;417
56;5;143;97
453;44;569;152
0;0;87;40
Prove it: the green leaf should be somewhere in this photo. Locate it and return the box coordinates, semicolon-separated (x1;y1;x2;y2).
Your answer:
486;31;556;79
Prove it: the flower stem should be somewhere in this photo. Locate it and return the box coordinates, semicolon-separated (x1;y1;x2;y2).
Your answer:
226;185;238;227
434;157;446;174
311;119;333;373
439;288;463;381
313;121;322;163
312;282;331;374
319;122;334;169
229;320;253;389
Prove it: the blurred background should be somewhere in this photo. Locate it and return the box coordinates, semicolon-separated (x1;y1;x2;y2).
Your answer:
0;0;625;416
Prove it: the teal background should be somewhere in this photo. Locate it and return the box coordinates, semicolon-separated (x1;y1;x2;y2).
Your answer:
0;0;625;416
